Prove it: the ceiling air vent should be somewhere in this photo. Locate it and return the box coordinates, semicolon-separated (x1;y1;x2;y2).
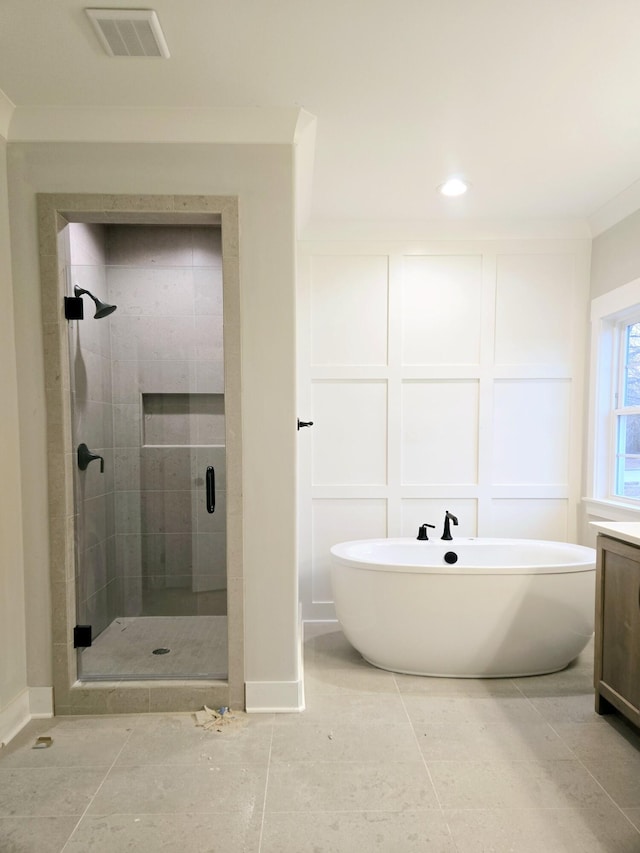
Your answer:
85;8;170;57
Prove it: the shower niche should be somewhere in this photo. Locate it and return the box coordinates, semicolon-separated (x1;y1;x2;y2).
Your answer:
68;222;228;681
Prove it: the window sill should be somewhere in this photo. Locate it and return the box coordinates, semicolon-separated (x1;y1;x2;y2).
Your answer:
582;497;640;522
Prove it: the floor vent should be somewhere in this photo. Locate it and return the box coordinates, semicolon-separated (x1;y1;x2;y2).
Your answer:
85;9;170;58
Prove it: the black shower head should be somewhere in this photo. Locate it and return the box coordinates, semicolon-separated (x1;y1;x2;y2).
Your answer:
73;285;117;319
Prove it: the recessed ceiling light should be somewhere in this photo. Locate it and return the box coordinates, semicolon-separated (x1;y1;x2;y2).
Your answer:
438;178;470;197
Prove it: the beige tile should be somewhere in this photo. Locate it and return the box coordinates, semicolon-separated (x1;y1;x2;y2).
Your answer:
270;719;418;763
624;808;640;831
276;692;407;726
402;694;543;727
67;684;150;715
444;805;640;853
0;816;78;853
116;712;272;765
304;663;398;697
261;810;457;853
266;760;438;812
415;720;574;761
526;693;600;724
173;194;227;214
103;195;175;213
64;812;261;853
586;752;640;807
148;684;229;713
395;673;521;697
552;716;640;763
0;767;107;816
427;759;610;809
0;719;133;768
87;763;266;815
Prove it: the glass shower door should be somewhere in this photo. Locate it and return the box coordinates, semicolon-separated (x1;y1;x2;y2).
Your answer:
68;230;228;680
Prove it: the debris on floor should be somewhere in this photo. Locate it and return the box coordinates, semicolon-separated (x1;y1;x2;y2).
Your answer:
194;705;248;732
32;736;53;749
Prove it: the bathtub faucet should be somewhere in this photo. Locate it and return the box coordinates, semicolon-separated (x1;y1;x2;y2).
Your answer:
417;523;436;541
441;511;458;541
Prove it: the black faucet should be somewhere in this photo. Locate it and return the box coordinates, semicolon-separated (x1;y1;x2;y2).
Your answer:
417;523;436;541
441;511;458;541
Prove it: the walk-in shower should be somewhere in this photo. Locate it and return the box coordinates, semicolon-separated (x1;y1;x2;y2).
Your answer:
67;222;228;681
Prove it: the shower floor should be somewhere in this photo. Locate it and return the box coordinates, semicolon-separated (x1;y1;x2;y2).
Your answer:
79;615;228;680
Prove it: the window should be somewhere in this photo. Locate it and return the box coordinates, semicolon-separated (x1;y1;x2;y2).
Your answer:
613;318;640;500
587;277;640;514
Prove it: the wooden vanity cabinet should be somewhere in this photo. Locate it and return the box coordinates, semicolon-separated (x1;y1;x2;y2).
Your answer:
594;534;640;727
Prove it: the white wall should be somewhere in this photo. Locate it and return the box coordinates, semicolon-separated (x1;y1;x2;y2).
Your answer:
0;135;29;741
298;239;591;620
7;142;299;705
591;209;640;300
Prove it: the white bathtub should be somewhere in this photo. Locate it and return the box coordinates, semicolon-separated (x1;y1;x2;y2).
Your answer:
329;538;596;678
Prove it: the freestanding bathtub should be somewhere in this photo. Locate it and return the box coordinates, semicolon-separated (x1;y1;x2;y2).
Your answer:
329;538;596;678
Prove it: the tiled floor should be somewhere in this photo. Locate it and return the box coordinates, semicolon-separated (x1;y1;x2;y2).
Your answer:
80;615;228;679
2;624;640;852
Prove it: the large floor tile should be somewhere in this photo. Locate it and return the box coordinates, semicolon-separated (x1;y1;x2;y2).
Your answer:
525;693;600;723
552;716;640;763
0;817;78;853
87;763;267;815
0;767;107;816
303;665;398;697
115;712;274;766
64;812;262;852
415;720;574;761
427;759;610;809
266;760;438;812
270;720;419;763
276;692;407;726
394;674;521;697
0;717;133;768
261;810;457;853
445;804;640;852
624;808;640;831
401;694;544;726
585;752;640;808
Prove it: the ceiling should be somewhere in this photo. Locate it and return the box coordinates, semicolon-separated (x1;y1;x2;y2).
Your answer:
1;0;640;233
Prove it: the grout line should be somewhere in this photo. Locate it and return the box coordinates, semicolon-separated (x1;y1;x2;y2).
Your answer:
256;714;275;853
392;673;462;851
58;724;136;853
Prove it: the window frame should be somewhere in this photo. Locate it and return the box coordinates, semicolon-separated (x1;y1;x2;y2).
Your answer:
586;278;640;518
610;315;640;502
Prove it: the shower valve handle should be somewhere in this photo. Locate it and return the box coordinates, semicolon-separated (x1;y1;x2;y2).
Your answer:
77;443;104;473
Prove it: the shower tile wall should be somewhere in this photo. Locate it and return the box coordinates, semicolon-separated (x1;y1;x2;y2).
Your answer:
106;225;225;618
68;223;117;636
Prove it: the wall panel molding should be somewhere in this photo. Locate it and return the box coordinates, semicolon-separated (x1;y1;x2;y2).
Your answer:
298;240;590;619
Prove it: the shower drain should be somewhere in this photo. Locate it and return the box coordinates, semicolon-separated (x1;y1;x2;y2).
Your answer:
152;647;171;655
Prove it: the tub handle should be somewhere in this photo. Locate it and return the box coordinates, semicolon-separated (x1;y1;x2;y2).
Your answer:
206;466;215;513
417;523;436;541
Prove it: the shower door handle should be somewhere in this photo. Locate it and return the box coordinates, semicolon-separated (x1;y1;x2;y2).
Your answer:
206;466;215;513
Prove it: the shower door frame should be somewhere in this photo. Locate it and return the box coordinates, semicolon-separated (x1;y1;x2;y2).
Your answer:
39;193;244;714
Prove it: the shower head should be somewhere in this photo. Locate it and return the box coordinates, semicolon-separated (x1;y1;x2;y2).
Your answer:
73;286;117;319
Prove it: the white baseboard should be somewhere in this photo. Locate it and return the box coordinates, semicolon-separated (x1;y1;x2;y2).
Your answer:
0;688;30;746
29;686;54;718
245;679;304;713
0;686;55;747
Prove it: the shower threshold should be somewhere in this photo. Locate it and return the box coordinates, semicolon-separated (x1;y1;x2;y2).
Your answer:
78;615;228;681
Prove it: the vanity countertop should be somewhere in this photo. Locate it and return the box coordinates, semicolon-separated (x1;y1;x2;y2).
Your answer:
590;521;640;548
